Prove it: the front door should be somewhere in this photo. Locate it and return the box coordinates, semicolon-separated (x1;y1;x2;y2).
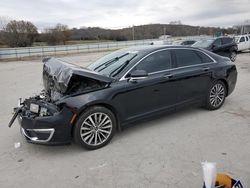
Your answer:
112;49;177;122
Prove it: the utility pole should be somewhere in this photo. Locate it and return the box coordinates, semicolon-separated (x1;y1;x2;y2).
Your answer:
132;25;135;40
163;27;166;40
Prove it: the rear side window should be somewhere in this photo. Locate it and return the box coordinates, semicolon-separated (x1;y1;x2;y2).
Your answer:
195;51;213;63
135;50;172;73
222;37;233;44
174;49;203;67
240;37;245;42
246;36;249;41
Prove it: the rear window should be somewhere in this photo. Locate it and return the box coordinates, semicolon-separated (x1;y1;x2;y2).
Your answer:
195;51;213;63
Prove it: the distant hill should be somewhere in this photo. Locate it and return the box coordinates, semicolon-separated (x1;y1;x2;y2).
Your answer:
68;24;236;41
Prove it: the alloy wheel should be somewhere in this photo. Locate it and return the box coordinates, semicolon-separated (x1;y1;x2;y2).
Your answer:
209;83;225;107
230;51;236;62
80;112;112;146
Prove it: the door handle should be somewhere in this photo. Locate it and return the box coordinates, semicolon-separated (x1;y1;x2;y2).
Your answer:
202;67;210;71
163;74;173;79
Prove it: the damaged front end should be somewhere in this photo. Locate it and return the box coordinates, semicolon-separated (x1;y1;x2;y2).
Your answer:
9;93;74;144
9;57;113;145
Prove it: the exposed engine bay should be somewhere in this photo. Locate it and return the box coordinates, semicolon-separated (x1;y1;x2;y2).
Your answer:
43;57;111;101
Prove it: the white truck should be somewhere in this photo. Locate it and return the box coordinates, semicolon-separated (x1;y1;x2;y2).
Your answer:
234;34;250;52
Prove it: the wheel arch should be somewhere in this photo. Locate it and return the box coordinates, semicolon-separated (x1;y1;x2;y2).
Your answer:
215;78;229;96
71;102;122;136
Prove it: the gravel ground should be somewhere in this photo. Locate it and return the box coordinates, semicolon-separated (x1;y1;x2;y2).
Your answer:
0;51;249;188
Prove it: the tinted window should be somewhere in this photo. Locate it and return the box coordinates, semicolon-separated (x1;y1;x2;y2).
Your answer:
240;37;245;42
246;36;249;41
222;37;233;44
213;39;222;46
135;50;172;73
181;40;195;45
195;51;213;63
174;49;203;67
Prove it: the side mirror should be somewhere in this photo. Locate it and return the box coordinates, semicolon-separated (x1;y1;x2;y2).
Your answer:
212;44;217;49
129;70;148;81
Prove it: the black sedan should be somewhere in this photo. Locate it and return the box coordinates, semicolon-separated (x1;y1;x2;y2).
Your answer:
180;40;197;46
9;46;237;150
192;37;238;62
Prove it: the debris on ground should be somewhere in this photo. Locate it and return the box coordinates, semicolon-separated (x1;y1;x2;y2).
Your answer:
14;142;21;149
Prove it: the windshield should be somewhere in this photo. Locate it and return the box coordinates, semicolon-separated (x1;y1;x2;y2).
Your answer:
88;50;137;77
234;36;240;43
192;39;214;48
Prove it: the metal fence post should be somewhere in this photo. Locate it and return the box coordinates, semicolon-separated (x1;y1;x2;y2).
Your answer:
15;48;18;60
54;46;56;56
42;47;44;57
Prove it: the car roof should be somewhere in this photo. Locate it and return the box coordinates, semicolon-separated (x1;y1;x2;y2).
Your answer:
122;45;205;54
216;36;233;39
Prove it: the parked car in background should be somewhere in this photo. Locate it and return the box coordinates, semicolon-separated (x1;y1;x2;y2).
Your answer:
180;40;197;46
192;37;237;62
9;46;237;150
234;35;250;52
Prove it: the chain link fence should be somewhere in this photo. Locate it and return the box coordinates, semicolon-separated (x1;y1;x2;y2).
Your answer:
0;36;212;61
0;39;162;60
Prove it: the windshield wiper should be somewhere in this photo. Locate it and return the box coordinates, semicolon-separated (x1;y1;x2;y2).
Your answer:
94;53;129;72
109;54;137;77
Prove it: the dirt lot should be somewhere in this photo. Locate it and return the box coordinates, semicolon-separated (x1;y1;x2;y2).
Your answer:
0;51;249;188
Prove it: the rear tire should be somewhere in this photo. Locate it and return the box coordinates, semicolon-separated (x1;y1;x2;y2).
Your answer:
73;106;116;150
204;81;226;110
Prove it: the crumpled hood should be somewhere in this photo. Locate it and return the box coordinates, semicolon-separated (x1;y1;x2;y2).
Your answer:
42;57;113;95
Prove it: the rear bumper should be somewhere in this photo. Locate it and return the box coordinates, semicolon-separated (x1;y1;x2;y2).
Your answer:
18;107;73;145
227;67;237;96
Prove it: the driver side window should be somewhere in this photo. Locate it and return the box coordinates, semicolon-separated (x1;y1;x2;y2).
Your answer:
134;50;172;73
240;37;245;42
213;39;222;46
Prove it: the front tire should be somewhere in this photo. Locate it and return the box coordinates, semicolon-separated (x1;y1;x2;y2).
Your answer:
205;81;226;110
73;106;116;150
229;51;237;62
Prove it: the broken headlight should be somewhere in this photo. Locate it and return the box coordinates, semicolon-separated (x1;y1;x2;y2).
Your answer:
39;107;48;116
30;103;39;113
29;103;49;116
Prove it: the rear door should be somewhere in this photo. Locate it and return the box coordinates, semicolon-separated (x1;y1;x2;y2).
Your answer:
171;49;214;105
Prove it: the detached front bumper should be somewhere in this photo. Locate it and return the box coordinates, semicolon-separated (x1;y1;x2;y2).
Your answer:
18;107;74;145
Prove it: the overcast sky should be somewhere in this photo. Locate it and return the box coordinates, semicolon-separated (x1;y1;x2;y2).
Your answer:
0;0;249;30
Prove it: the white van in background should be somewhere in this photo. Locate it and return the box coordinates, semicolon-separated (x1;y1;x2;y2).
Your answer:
234;35;250;52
